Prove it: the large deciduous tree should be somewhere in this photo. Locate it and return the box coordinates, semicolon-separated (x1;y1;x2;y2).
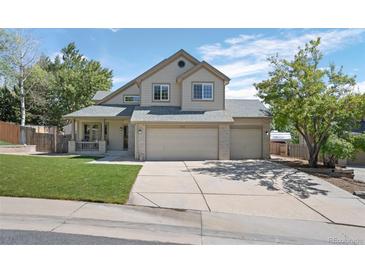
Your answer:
0;86;19;122
255;38;365;167
46;43;113;128
0;30;39;143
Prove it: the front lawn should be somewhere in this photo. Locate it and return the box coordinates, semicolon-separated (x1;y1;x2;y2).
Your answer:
0;154;142;204
0;140;13;145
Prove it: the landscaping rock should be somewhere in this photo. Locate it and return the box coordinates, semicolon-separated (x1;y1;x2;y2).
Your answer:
353;191;365;199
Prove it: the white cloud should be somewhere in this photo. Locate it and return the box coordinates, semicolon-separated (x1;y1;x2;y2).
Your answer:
227;77;259;88
198;29;365;99
113;76;129;85
216;61;269;78
355;80;365;93
225;86;258;99
224;34;261;45
50;51;63;61
199;29;365;61
109;28;120;33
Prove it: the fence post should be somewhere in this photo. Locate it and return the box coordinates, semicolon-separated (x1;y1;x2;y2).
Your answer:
53;126;57;153
19;126;26;145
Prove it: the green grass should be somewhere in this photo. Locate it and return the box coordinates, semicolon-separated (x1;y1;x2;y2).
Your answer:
0;140;13;145
0;154;142;204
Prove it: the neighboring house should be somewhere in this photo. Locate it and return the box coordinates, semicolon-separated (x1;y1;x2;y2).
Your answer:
270;130;292;144
64;49;271;160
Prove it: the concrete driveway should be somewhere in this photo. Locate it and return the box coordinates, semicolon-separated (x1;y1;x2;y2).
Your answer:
128;160;365;227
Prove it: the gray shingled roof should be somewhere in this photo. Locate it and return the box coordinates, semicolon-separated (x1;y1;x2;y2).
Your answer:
92;91;111;101
225;99;271;118
131;106;234;123
63;99;270;120
64;105;135;118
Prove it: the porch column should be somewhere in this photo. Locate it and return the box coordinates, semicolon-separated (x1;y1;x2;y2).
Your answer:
98;119;106;154
71;119;75;141
68;119;76;154
101;119;105;141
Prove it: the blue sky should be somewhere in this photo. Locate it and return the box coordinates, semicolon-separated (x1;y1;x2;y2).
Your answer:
25;28;365;99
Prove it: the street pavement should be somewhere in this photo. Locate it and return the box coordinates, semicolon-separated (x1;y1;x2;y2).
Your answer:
1;196;364;244
0;229;168;245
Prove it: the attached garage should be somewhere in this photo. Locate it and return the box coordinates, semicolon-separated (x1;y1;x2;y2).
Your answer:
230;127;263;159
146;127;218;160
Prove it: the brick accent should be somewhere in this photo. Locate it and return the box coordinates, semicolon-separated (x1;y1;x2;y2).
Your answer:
98;140;106;154
262;122;270;159
136;124;146;161
218;124;230;160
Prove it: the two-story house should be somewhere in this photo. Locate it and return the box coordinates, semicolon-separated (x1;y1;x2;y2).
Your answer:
64;49;271;160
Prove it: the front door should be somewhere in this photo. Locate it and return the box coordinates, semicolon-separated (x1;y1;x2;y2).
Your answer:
123;125;128;150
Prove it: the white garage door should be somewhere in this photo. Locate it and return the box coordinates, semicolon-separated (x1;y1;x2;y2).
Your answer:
146;127;218;160
230;128;262;159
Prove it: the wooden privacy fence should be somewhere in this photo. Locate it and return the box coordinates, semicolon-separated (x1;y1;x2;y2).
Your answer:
0;120;70;153
271;142;324;162
24;127;71;153
288;144;309;160
270;142;288;156
271;142;309;159
0;121;20;144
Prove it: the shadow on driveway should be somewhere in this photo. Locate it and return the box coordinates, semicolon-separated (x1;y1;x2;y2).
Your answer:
188;160;329;199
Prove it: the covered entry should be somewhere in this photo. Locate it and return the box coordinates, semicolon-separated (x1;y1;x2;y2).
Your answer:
230;127;262;159
146;126;218;160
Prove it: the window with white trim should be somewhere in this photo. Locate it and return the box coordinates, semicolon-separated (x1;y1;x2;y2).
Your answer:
123;95;140;103
192;83;213;100
153;84;169;101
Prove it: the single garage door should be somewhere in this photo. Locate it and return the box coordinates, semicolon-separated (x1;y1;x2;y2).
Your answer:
146;127;218;160
230;128;262;159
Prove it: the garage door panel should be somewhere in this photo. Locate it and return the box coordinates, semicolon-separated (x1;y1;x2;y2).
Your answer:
146;128;218;160
230;128;262;159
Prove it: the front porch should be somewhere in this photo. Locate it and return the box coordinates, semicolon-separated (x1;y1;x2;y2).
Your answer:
67;118;134;156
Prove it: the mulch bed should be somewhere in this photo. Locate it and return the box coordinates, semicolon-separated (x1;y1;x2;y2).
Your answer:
271;156;365;194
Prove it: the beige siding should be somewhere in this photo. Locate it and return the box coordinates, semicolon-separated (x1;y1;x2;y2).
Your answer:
145;126;218;160
107;120;124;150
140;57;195;107
181;67;224;111
102;83;140;105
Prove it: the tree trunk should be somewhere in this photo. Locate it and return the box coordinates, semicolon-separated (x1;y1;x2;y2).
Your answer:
301;133;319;168
19;71;26;144
323;155;336;168
308;150;319;168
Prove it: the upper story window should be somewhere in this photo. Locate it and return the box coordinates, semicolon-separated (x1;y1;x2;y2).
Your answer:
153;84;170;101
124;95;140;104
192;83;214;100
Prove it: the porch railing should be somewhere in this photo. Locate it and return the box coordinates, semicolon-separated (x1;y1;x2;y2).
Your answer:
76;141;99;151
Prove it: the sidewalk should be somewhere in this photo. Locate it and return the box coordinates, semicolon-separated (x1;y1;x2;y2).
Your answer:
1;196;365;244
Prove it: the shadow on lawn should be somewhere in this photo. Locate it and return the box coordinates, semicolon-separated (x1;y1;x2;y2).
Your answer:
189;160;329;199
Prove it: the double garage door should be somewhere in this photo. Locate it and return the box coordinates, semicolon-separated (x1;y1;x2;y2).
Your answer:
145;126;262;160
146;127;218;160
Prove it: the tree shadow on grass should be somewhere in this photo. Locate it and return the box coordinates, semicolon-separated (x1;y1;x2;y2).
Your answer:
189;160;329;199
69;155;103;161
